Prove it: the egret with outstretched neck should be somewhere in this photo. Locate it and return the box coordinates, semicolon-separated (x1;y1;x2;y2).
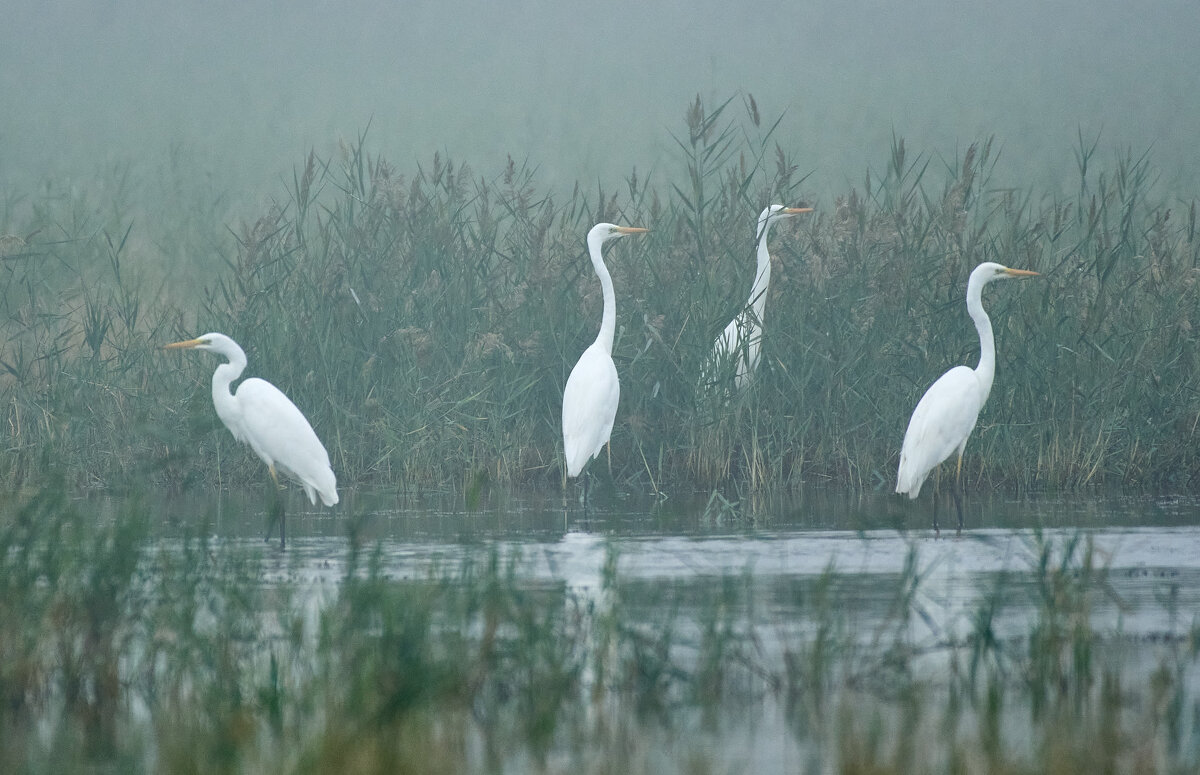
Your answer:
895;262;1038;535
562;223;648;502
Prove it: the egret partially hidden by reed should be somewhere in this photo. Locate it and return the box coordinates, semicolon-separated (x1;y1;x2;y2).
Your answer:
701;204;812;394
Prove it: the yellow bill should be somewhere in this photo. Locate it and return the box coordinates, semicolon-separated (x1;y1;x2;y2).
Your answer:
163;338;205;350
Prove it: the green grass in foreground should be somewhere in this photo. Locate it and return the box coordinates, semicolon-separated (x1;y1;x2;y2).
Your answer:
1;96;1198;495
0;487;1198;773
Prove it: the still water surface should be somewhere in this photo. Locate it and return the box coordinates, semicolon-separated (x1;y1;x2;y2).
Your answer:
122;488;1200;770
142;487;1200;642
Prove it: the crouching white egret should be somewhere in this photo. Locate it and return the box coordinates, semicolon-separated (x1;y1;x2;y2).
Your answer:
895;262;1038;535
702;204;812;393
164;332;338;546
561;223;648;502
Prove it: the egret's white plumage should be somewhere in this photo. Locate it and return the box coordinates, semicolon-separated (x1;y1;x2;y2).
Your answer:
164;332;339;508
896;262;1038;529
703;204;812;392
562;223;648;479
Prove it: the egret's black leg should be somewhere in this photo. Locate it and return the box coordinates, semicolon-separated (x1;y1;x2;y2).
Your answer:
265;465;286;549
265;490;285;545
952;455;965;537
582;469;591;512
267;495;286;548
931;468;941;538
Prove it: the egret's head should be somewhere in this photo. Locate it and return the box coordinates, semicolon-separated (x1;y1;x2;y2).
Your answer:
973;262;1040;284
755;204;813;241
164;333;216;352
588;223;649;245
966;263;1039;304
760;204;814;222
163;332;242;360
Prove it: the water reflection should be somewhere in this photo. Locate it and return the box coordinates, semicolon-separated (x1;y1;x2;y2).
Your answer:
133;487;1200;647
72;486;1200;770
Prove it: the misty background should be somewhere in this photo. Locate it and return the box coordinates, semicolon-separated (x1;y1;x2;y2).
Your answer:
3;0;1199;227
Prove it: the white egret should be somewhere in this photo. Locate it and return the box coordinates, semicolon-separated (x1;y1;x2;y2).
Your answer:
561;223;648;497
702;204;813;392
895;262;1038;535
164;332;338;545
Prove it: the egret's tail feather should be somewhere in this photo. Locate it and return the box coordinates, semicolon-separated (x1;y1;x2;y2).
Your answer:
895;461;926;499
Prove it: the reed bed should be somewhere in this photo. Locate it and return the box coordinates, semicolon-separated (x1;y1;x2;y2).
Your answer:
1;96;1198;496
0;487;1197;773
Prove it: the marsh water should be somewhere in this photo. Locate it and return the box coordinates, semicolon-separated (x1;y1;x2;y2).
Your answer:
114;488;1200;770
145;488;1200;655
153;487;1200;585
139;487;1200;645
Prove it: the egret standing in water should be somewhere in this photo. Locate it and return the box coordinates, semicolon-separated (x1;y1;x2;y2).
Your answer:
164;332;338;546
561;223;648;502
702;204;813;393
895;262;1038;535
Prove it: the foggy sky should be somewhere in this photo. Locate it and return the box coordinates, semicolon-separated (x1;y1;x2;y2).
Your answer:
3;0;1199;208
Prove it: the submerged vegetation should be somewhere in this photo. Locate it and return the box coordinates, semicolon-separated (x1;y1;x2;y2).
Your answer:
0;487;1197;772
1;95;1198;498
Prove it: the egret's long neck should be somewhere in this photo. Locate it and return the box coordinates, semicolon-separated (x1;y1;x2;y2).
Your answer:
210;347;247;426
587;233;617;354
967;277;996;401
747;217;774;323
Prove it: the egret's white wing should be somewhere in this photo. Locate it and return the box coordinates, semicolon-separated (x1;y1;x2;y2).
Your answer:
236;377;338;505
562;343;620;478
896;366;985;498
